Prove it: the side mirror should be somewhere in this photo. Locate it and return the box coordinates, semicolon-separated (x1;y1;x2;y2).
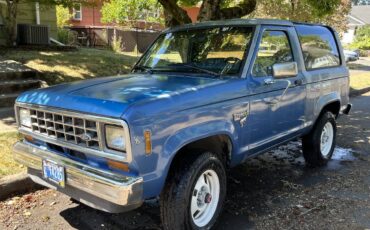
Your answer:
272;62;298;79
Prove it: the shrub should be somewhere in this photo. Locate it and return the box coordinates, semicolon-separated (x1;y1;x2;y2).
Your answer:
350;25;370;50
57;28;70;45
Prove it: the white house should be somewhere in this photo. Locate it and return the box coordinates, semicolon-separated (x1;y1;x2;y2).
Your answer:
342;5;370;44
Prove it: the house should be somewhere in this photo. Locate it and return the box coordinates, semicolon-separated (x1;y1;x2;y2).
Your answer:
68;2;163;31
342;5;370;44
0;1;57;45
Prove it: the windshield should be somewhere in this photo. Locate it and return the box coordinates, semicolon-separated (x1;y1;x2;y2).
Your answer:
135;26;254;77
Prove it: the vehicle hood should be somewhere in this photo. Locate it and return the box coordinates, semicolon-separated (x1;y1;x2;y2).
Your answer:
16;73;222;118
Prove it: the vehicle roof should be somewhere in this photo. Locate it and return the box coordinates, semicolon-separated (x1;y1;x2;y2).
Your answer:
164;18;325;33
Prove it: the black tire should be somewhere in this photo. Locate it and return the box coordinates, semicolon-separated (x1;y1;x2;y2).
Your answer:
160;151;227;230
302;111;337;167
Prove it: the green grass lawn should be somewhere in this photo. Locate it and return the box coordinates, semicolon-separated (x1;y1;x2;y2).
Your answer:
0;48;138;177
2;48;138;86
350;72;370;91
0;132;25;177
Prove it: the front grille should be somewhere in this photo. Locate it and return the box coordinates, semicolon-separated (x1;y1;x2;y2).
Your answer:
29;108;100;150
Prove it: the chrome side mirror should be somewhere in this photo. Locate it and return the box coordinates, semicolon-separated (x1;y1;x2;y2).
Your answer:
272;62;298;79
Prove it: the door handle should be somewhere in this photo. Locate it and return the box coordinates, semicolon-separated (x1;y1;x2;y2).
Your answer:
264;79;292;107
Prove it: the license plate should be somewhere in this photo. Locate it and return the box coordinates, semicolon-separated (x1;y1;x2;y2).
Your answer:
42;160;65;187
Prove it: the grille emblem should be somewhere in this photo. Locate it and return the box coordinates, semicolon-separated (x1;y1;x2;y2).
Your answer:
79;133;92;141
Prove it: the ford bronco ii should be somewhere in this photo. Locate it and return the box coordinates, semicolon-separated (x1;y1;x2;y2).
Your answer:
13;19;351;229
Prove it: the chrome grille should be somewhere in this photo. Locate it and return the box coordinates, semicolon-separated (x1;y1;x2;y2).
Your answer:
29;108;100;150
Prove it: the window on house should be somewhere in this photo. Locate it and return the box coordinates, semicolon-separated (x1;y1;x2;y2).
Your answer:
72;4;82;20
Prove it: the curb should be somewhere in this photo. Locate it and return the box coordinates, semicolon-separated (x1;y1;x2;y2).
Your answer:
0;173;42;201
350;87;370;97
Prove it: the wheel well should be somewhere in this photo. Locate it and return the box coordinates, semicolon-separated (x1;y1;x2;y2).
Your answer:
321;101;340;118
169;135;232;171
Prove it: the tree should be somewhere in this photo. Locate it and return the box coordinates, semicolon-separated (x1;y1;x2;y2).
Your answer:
100;0;350;31
158;0;257;27
351;25;370;49
101;0;162;27
56;5;71;28
250;0;351;33
0;0;20;46
157;0;349;29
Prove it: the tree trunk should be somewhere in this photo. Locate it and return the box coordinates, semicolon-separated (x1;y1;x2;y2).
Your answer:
158;0;192;27
219;0;257;20
197;0;257;21
3;0;19;46
197;0;222;21
159;0;257;27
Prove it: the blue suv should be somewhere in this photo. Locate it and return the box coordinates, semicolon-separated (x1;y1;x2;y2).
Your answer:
13;19;351;229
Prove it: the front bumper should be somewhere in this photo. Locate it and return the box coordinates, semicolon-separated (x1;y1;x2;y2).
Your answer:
13;141;143;213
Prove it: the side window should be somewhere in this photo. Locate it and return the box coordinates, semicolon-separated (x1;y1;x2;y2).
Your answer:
296;25;340;70
252;30;293;77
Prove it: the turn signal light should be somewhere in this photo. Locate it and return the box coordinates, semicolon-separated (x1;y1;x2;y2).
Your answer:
107;160;129;172
144;130;152;155
24;135;33;142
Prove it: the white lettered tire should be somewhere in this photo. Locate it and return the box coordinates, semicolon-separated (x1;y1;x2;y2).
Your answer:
160;151;226;230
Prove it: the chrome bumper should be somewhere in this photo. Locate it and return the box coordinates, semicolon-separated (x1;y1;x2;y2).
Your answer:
13;141;143;213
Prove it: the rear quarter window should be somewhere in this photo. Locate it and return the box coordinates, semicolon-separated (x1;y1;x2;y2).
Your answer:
296;25;340;70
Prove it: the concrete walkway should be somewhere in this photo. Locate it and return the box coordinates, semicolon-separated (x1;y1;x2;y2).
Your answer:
0;107;16;133
0;60;34;73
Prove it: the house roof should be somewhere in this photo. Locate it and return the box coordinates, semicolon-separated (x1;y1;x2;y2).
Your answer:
349;5;370;26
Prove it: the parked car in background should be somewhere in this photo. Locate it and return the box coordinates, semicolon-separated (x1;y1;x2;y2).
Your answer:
344;49;360;62
13;19;351;230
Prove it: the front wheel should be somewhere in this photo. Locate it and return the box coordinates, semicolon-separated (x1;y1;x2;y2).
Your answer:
302;111;337;167
160;151;226;230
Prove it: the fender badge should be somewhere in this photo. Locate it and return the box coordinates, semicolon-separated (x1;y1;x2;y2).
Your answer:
134;136;141;145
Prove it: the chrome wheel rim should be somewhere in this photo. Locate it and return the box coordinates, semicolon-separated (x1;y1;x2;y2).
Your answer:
190;169;220;227
320;122;334;158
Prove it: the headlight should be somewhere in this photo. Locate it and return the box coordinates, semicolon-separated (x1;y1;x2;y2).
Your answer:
105;125;126;152
19;108;31;127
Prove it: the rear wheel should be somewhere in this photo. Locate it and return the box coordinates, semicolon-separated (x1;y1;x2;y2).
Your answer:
160;151;226;230
302;111;337;167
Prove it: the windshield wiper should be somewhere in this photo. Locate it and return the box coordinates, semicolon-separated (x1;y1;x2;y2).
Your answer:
132;65;153;73
172;63;220;77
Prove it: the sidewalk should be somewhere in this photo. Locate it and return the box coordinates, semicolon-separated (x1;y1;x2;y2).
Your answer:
0;107;16;133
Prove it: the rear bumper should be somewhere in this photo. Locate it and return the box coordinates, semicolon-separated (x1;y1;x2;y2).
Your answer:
13;141;143;213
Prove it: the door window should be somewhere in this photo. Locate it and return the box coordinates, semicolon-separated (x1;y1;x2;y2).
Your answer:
252;30;293;77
